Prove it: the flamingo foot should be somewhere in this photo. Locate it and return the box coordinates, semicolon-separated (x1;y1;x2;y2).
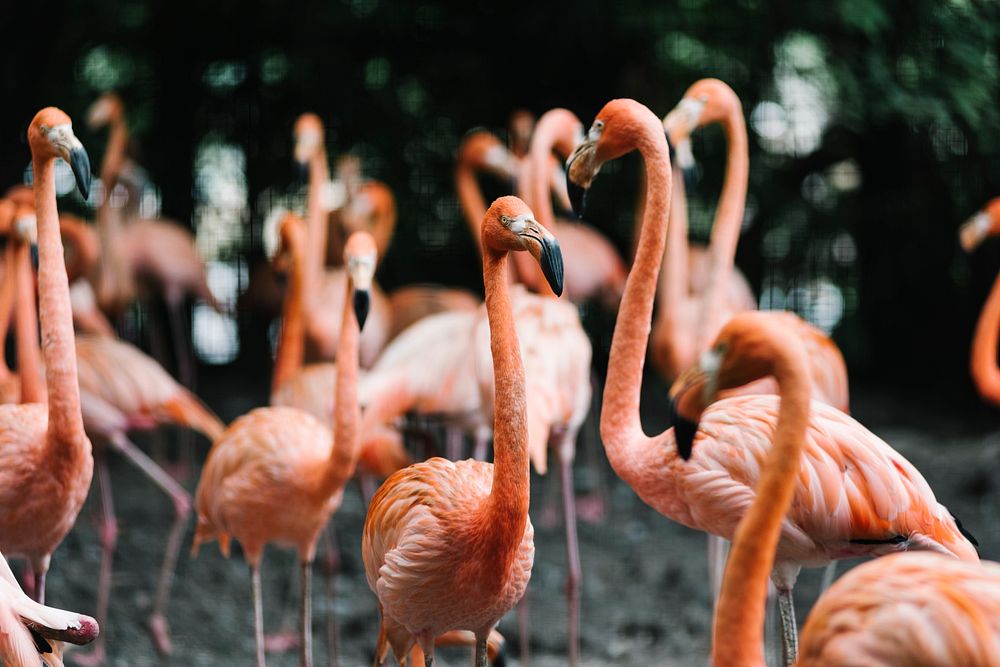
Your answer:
575;493;607;524
67;644;106;666
147;613;172;656
264;629;301;653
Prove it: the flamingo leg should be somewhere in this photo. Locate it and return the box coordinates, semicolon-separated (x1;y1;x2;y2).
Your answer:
819;562;837;591
707;535;730;610
70;454;116;666
33;569;46;605
557;434;581;667
251;564;266;667
474;633;488;667
417;631;435;666
265;559;300;653
321;527;341;667
516;595;530;667
300;560;313;667
108;432;191;656
777;587;798;667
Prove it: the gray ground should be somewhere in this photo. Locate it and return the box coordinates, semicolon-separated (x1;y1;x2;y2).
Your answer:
27;376;1000;667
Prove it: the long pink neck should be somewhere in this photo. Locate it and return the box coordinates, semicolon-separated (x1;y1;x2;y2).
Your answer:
654;164;693;377
306;147;331;295
478;246;530;568
971;269;1000;405
696;107;750;350
456;168;489;252
14;240;45;404
319;274;362;495
99;116;128;191
601;108;673;478
0;242;15;378
714;356;810;666
270;236;306;396
32;156;86;448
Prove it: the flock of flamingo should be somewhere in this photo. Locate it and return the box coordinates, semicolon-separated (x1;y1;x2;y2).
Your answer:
1;77;1000;667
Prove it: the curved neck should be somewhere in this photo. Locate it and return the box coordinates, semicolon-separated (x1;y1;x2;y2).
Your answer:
713;363;810;666
971;269;1000;405
270;241;307;396
696;109;749;348
654;164;692;376
306;149;331;293
320;276;362;494
456;165;488;254
601;116;672;467
32;156;86;445
479;246;530;553
14;241;45;404
366;184;396;265
99;116;128;192
0;243;16;377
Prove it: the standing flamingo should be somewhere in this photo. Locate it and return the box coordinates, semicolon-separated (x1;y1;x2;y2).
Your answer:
0;108;94;604
294;113;390;366
0;550;99;667
363;196;561;666
567;98;978;666
193;231;371;667
86;92;222;387
960;197;1000;407
669;313;989;667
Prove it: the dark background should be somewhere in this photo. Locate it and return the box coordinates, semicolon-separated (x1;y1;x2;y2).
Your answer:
3;0;1000;406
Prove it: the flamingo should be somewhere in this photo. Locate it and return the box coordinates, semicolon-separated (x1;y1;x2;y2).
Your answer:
669;313;989;667
362;195;562;666
960;197;1000;407
192;231;371;667
0;550;99;667
566;98;978;666
86;91;222;387
293;113;390;366
0;108;94;604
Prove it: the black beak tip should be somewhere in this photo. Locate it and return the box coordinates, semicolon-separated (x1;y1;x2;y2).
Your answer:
540;238;564;297
669;397;697;460
566;175;587;219
70;147;92;200
353;289;370;330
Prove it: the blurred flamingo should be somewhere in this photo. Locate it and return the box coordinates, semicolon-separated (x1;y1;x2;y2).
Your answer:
567;98;978;666
670;314;988;667
86;92;222;387
293;113;390;366
0;108;94;604
362;196;561;665
193;231;371;667
960;197;1000;408
0;550;99;667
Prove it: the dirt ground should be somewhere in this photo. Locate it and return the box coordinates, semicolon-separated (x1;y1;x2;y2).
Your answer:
22;369;1000;667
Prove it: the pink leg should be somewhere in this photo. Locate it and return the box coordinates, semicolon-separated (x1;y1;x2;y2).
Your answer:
265;560;300;653
33;569;46;605
300;560;313;667
322;528;340;667
109;433;191;655
251;564;266;667
516;596;529;667
557;433;581;667
69;455;116;666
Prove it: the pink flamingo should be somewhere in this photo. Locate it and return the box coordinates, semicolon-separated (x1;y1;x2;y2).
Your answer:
362;196;561;666
567;98;978;665
0;108;94;604
193;231;371;667
293;113;390;366
86;92;222;386
0;550;99;667
960;197;1000;407
667;314;990;667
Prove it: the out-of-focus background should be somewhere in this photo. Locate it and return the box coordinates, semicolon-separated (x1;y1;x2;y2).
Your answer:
3;0;1000;396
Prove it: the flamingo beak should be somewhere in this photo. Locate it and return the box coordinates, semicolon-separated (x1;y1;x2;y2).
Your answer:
565;165;587;219
539;235;564;297
69;146;92;200
353;288;370;330
668;365;710;461
960;211;992;253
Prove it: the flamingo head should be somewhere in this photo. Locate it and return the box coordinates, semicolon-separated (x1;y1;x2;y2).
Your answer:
565;98;666;218
483;196;563;296
959;198;1000;252
344;230;377;330
293;112;325;177
273;212;306;276
668;312;809;459
508;108;536;158
28;108;92;200
86;92;124;130
459;131;517;181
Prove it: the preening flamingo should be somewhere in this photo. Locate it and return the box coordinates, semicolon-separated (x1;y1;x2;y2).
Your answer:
193;231;371;667
0;550;99;667
87;91;222;387
960;197;1000;408
0;108;94;604
294;113;390;366
362;196;562;666
567;98;978;666
669;313;987;667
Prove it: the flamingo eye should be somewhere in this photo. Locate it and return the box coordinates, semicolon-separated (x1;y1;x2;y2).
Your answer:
500;215;510;226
